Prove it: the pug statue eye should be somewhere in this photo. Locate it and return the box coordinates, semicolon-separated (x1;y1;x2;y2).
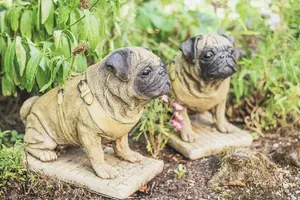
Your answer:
229;49;235;54
203;51;214;59
142;67;152;76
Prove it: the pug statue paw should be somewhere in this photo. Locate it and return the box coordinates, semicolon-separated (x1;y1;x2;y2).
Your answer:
180;126;199;143
93;162;119;179
117;151;144;163
216;122;234;133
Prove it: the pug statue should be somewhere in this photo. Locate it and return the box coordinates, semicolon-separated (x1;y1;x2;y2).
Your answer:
20;47;170;179
168;33;236;142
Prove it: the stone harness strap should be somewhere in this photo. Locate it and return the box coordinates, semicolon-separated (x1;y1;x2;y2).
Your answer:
77;75;136;135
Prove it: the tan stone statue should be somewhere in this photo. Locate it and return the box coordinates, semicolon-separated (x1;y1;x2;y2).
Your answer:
168;33;236;142
20;47;170;179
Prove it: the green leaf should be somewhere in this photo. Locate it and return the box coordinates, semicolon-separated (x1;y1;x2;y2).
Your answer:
20;10;32;39
85;11;101;50
0;36;7;57
1;74;15;96
15;36;27;76
39;56;46;71
73;53;87;73
39;56;62;92
0;11;6;32
93;8;106;42
13;58;21;85
25;52;42;91
36;65;49;89
69;9;80;35
11;7;23;32
56;34;70;58
62;60;69;81
26;38;39;56
4;40;16;82
36;0;41;30
44;4;54;35
41;0;53;24
54;30;62;48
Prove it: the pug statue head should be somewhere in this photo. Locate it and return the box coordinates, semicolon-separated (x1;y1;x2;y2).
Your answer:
179;34;236;80
104;47;170;100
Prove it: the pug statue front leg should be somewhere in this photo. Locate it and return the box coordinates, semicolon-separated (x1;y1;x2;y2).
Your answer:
78;124;119;179
114;134;144;163
214;98;234;133
180;108;199;142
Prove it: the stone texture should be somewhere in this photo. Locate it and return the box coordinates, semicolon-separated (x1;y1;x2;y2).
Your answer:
168;112;253;160
25;146;164;199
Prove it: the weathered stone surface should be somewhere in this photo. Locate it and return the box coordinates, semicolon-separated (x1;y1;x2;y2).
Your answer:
25;146;164;199
168;112;253;160
208;150;280;189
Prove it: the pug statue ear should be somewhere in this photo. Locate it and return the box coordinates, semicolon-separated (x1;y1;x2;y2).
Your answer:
142;46;152;52
105;48;132;82
221;34;235;46
179;35;203;64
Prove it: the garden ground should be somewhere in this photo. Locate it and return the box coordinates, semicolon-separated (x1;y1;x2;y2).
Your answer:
1;95;299;200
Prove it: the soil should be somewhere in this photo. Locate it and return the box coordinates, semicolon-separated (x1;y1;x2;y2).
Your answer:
0;95;299;200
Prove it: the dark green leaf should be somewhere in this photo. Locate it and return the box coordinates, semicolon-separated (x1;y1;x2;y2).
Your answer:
0;36;7;57
4;40;16;82
36;65;49;89
25;52;42;91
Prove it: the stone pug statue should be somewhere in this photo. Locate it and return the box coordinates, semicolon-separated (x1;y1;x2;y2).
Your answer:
20;47;170;179
169;33;236;142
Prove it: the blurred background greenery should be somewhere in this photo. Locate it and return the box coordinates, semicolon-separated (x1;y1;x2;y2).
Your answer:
0;0;299;155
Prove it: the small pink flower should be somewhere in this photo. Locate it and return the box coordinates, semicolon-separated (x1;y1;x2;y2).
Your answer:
174;112;184;121
170;119;183;131
172;102;184;112
161;95;169;103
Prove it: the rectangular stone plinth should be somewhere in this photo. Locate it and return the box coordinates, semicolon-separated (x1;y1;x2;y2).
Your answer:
25;147;163;199
168;113;253;160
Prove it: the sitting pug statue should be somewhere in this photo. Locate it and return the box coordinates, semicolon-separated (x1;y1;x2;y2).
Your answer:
20;47;170;179
168;33;236;142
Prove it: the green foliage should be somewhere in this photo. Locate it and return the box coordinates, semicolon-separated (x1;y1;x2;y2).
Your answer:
232;32;300;130
132;99;172;157
174;164;185;180
229;1;300;131
0;143;26;195
0;130;24;148
0;0;120;95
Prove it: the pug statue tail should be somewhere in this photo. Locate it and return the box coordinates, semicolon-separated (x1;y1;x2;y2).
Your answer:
168;33;237;142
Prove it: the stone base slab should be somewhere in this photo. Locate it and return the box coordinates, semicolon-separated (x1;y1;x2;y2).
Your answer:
25;146;163;199
168;112;253;160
